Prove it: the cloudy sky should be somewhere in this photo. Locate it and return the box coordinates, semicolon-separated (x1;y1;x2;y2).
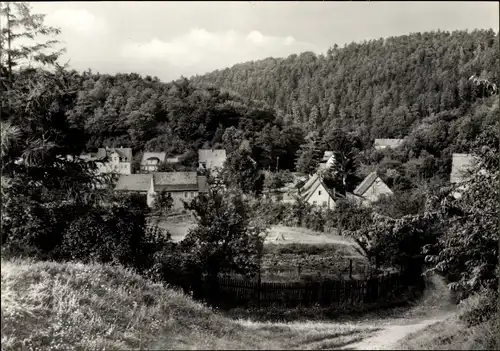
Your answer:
31;1;499;82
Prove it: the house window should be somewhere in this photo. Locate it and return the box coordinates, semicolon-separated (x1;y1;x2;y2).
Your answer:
185;192;188;198
322;201;327;207
318;190;322;195
313;201;317;205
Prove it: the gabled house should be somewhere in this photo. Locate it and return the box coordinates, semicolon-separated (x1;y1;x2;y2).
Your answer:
299;173;339;209
95;147;133;175
141;152;166;172
350;172;392;205
198;149;227;172
147;171;209;210
115;174;152;206
373;139;404;151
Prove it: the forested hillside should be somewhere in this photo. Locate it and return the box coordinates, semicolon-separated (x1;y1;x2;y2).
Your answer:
191;29;498;141
61;73;304;171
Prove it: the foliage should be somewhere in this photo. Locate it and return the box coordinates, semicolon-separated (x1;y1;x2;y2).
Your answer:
193;30;498;141
263;170;293;191
294;131;323;175
321;129;363;194
59;193;150;269
424;139;499;297
0;1;64;87
152;189;174;217
223;148;265;196
328;199;374;233
182;176;267;279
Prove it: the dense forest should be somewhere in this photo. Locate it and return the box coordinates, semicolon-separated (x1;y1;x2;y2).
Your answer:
50;29;499;192
191;29;498;141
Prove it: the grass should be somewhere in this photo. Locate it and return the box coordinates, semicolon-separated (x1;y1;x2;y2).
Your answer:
155;217;370;282
396;315;498;350
1;258;380;350
156;218;359;247
394;279;499;350
262;243;369;282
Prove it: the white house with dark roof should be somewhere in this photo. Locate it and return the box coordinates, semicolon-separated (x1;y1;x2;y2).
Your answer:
147;171;209;209
349;171;392;205
141;152;167;172
299;173;339;209
94;147;133;175
373;139;404;151
198;149;227;172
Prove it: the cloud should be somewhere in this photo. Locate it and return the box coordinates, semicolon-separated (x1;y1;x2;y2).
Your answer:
120;28;317;72
45;9;107;37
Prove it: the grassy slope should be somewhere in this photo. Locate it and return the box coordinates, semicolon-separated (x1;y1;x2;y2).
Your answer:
1;259;379;350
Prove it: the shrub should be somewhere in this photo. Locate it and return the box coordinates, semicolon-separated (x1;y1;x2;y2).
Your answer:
60;193;150;270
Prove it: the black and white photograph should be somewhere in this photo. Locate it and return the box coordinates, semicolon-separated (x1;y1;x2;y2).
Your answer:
1;1;499;350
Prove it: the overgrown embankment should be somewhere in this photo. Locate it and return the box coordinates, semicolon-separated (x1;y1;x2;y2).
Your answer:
0;259;380;350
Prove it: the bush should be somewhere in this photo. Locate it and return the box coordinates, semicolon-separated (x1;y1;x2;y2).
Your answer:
327;199;373;232
458;289;498;327
60;193;149;270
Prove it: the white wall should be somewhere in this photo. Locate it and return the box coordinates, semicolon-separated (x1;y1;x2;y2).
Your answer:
147;189;198;210
305;183;335;209
363;177;392;203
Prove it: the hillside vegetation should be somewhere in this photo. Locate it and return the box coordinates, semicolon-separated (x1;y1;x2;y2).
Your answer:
0;259;379;350
192;29;498;141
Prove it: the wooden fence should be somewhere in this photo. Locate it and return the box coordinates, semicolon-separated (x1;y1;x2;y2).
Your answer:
184;270;422;309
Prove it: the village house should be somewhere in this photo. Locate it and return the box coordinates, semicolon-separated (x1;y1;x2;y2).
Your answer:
147;171;208;210
348;171;393;205
198;149;227;173
141;152;166;172
299;173;339;209
114;174;152;206
94;147;133;175
373;139;404;151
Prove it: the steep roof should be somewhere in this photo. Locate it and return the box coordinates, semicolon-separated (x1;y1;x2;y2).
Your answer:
198;149;227;168
114;174;152;192
374;139;404;149
141;152;166;165
153;172;199;191
450;153;477;184
96;147;133;162
353;172;380;196
300;174;340;204
300;174;320;195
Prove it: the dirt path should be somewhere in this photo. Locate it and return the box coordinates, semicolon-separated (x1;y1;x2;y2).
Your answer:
340;313;454;350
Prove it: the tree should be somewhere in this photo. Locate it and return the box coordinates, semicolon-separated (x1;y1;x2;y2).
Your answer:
223;148;264;196
182;176;267;280
295;132;323;175
307;105;319;130
0;2;64;87
425;127;499;299
321;129;362;195
152;189;173;217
